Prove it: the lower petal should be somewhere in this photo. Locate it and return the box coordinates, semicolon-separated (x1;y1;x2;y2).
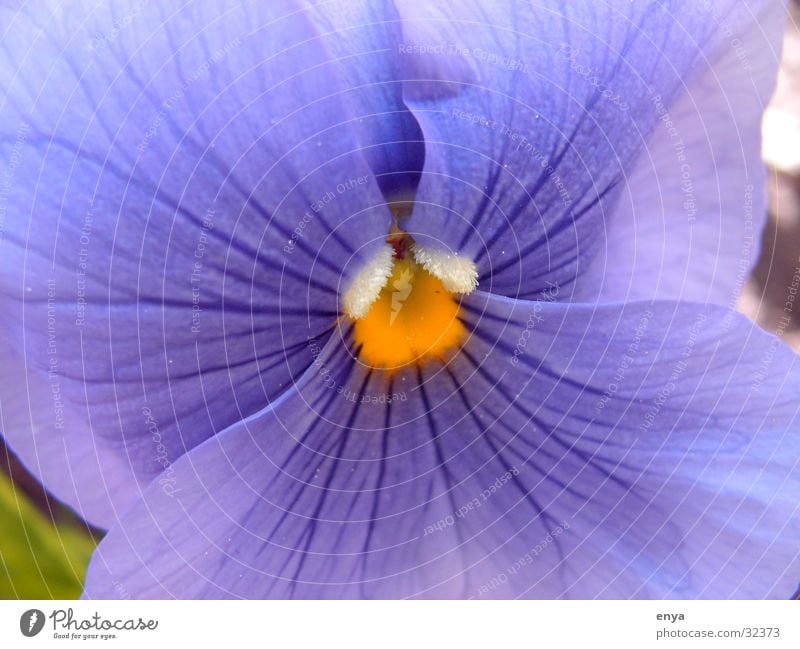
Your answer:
84;297;800;598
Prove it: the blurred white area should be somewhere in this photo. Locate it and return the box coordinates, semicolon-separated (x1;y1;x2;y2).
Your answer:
762;0;800;174
739;0;800;351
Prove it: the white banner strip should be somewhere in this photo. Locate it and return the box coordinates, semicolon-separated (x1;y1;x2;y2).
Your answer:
1;600;797;648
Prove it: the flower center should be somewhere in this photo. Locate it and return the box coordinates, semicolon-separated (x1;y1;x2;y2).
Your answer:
345;229;477;370
352;254;466;369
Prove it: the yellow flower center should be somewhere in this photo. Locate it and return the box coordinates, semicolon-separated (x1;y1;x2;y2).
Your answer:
352;256;466;370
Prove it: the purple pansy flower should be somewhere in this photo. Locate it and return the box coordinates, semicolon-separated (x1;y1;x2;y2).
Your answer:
1;0;799;598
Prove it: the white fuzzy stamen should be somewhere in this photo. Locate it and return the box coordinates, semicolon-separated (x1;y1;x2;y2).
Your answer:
342;245;395;319
412;244;478;294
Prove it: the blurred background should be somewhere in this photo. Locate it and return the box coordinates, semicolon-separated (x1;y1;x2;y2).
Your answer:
739;0;800;351
0;437;96;598
2;2;800;599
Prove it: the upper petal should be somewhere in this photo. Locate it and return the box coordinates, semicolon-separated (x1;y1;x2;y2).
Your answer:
394;0;782;300
0;0;396;523
84;296;800;598
304;0;425;197
574;0;785;305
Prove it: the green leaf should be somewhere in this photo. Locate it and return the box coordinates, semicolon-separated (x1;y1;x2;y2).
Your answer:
0;471;95;599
